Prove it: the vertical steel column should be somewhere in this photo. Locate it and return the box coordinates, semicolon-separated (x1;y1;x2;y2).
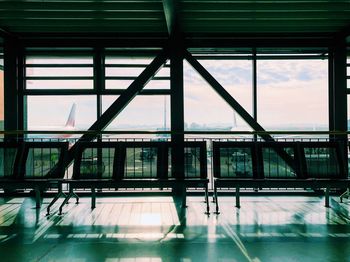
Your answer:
94;48;104;180
170;38;184;180
4;37;19;140
17;48;25;140
252;48;257;141
94;47;104;124
333;39;348;176
328;49;334;137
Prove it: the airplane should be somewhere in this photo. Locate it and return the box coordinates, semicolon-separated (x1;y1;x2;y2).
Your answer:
22;104;77;177
28;103;76;141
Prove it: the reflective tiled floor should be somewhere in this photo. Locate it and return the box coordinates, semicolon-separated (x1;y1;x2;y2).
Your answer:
0;194;350;262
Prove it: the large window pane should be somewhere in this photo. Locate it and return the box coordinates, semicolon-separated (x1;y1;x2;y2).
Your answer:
26;96;97;131
258;59;328;130
198;59;253;115
102;95;170;131
184;60;252;131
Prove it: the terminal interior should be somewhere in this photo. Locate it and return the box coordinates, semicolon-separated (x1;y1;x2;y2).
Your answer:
0;1;350;261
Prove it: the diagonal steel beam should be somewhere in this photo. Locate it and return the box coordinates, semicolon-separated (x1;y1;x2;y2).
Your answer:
184;50;296;170
64;47;169;166
185;50;272;140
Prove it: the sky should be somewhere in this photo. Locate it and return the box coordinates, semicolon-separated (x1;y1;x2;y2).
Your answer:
23;55;330;131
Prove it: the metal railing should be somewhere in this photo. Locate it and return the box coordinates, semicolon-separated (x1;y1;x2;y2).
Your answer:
1;131;349;192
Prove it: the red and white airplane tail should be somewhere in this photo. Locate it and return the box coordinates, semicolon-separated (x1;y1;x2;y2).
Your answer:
64;103;76;128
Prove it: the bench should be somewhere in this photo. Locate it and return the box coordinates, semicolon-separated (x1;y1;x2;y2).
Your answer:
212;140;349;213
55;141;209;215
0;141;68;208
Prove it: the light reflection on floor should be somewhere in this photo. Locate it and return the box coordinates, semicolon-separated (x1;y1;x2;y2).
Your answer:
0;195;349;261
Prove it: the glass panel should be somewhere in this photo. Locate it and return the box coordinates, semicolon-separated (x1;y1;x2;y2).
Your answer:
219;147;253;178
262;147;296;178
26;67;93;77
25;55;93;89
105;67;144;77
26;80;93;90
167;147;202;178
105;57;153;65
105;80;133;90
198;59;253;114
26;96;97;137
258;59;328;131
26;56;93;65
184;60;252;132
106;79;170;90
0;147;17;178
303;147;340;178
124;147;158;179
79;147;115;179
24;148;60;178
102;95;170;132
144;80;170;90
184;147;201;178
105;56;169;90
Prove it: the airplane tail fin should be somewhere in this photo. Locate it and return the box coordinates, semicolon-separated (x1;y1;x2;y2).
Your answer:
65;103;76;128
233;111;237;128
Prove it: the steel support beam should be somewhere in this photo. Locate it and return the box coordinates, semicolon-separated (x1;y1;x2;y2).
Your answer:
3;37;19;140
184;50;295;169
20;34;332;48
333;41;347;135
170;41;185;180
64;48;169;166
163;0;185;181
328;50;335;135
162;0;182;37
252;48;258;141
17;49;25;135
185;50;272;141
332;38;348;174
0;27;17;39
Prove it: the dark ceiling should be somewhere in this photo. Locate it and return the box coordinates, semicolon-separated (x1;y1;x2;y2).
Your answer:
0;0;349;37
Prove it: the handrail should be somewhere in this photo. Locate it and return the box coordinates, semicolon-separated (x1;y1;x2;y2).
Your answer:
0;130;350;135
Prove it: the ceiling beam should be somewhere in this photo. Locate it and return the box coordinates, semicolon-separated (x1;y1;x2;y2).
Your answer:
0;27;18;39
162;0;182;36
340;23;350;38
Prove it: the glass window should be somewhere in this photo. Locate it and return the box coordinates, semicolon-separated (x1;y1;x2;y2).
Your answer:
102;95;170;131
257;58;328;131
184;60;252;132
105;56;169;90
198;58;253;114
25;55;93;90
26;96;97;132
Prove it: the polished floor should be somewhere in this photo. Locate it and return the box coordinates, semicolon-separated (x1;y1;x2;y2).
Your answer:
0;193;350;262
